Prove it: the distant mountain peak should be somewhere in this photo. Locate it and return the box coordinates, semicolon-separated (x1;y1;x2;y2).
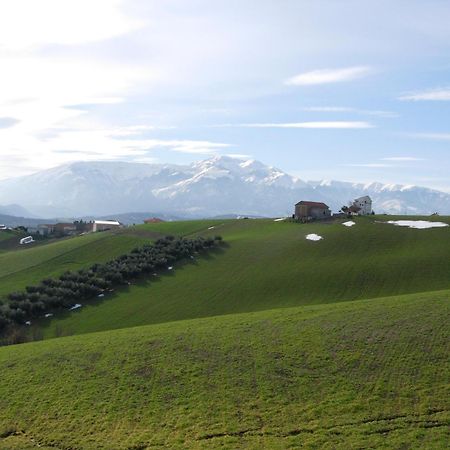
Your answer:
0;157;449;217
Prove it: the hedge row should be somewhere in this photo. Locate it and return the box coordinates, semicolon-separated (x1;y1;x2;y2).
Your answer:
0;235;223;332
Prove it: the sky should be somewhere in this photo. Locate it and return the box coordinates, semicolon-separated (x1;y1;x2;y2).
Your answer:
0;0;450;191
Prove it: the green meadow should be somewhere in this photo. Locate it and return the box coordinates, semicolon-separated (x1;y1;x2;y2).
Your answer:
0;216;449;449
29;216;450;338
0;232;153;297
0;292;448;449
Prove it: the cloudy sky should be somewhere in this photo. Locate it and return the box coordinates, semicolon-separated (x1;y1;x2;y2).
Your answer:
1;0;450;190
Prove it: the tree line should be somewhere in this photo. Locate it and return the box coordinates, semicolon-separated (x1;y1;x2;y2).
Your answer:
0;235;223;334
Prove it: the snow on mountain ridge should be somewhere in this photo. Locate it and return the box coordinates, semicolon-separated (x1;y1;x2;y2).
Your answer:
0;156;449;217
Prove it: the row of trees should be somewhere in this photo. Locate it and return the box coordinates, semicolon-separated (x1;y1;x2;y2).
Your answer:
0;235;223;333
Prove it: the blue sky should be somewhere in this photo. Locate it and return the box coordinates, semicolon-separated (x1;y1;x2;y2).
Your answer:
0;0;450;191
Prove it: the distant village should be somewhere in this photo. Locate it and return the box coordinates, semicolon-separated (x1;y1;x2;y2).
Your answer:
29;219;124;237
0;219;124;246
0;217;167;246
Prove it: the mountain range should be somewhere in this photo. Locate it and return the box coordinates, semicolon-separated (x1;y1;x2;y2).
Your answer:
0;156;449;218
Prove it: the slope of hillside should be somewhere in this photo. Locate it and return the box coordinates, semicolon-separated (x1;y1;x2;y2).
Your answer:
0;231;156;297
25;215;450;339
0;292;448;449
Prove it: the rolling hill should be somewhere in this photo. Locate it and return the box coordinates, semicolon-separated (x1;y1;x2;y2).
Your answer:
13;215;450;339
0;291;448;449
0;230;160;298
0;216;448;449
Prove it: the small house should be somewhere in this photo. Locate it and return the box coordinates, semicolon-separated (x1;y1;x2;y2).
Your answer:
351;196;372;215
54;223;77;236
294;201;331;221
37;224;55;236
144;218;165;224
92;220;122;232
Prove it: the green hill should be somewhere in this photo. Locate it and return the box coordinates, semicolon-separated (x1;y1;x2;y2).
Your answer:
0;231;157;298
0;291;448;449
19;215;450;339
0;229;25;253
0;216;449;449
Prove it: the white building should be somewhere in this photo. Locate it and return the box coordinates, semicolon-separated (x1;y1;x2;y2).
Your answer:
92;220;122;232
352;196;373;215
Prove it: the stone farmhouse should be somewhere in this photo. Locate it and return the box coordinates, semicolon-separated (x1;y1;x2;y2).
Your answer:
294;201;331;221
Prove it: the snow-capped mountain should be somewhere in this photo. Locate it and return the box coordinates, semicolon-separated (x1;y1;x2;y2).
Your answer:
0;156;448;217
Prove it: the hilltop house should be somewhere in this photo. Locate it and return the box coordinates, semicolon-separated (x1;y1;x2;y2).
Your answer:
144;217;165;224
90;220;122;232
54;223;77;236
348;196;373;215
294;201;331;221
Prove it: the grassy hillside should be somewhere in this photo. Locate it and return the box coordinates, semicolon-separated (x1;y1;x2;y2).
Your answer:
0;231;155;298
28;215;450;339
0;291;448;449
0;229;24;253
0;230;14;242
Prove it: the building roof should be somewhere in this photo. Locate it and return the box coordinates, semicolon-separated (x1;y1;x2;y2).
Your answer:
348;205;361;213
295;201;329;208
94;220;121;226
355;195;372;202
144;217;164;223
55;223;76;228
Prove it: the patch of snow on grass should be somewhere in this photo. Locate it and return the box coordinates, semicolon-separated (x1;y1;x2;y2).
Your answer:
306;233;323;241
342;221;356;227
70;304;82;310
386;220;449;229
208;226;215;230
44;313;53;318
274;218;285;222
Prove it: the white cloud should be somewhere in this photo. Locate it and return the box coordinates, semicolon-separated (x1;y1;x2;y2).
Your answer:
156;140;230;154
0;117;20;128
285;66;373;86
303;106;398;118
398;88;450;101
382;156;424;161
406;132;450;141
343;163;392;168
225;153;252;159
226;121;374;129
0;119;230;178
0;0;141;50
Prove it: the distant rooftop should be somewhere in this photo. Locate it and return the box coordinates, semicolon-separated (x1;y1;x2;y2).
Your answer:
94;220;121;226
295;201;329;208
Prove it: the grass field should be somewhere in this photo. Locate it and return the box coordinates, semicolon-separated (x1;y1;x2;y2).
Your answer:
0;231;156;298
23;215;450;339
0;216;449;449
0;229;24;253
0;290;448;449
0;230;14;241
